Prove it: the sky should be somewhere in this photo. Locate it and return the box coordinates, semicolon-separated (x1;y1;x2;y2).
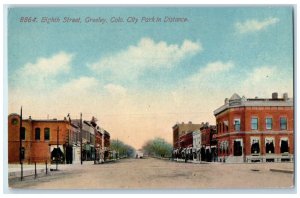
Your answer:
7;6;294;149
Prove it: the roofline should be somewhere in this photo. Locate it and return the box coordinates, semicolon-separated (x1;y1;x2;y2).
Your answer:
214;99;294;116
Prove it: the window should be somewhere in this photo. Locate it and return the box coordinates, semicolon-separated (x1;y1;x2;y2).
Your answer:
251;118;258;130
20;127;25;140
233;140;242;156
251;139;260;154
44;128;50;141
280;117;287;130
234;119;240;131
11;118;18;126
265;138;275;154
35;128;40;140
280;139;289;153
266;118;272;130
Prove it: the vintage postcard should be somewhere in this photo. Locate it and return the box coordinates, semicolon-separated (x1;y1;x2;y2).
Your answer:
5;5;295;192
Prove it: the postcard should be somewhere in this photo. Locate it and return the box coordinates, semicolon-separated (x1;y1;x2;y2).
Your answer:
5;5;295;191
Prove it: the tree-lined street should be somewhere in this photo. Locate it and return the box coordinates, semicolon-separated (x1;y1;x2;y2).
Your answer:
9;158;294;189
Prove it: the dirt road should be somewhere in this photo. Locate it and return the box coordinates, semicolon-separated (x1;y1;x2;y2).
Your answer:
8;158;294;190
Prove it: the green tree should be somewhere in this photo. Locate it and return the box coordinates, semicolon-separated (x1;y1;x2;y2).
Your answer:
142;138;172;158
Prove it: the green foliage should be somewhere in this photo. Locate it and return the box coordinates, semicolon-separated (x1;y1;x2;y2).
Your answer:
142;138;172;158
110;139;136;158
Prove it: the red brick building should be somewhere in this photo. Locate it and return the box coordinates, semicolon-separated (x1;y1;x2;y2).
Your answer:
8;114;73;164
8;114;110;164
214;93;294;163
200;123;217;162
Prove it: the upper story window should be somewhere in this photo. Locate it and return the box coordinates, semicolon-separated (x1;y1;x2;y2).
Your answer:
234;119;240;131
266;118;272;130
20;127;26;140
11;118;19;126
44;128;50;141
280;117;287;130
35;128;41;140
251;118;258;130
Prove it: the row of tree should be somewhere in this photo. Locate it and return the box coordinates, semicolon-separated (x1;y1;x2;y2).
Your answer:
110;139;136;158
142;138;172;158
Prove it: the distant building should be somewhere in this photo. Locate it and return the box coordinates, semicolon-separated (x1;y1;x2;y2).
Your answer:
192;130;201;160
172;121;202;149
200;123;217;162
214;92;294;163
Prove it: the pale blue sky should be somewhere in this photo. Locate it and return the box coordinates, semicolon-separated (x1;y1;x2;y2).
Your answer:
7;6;294;148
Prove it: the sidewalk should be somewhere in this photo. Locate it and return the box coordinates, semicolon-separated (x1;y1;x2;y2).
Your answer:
8;160;119;179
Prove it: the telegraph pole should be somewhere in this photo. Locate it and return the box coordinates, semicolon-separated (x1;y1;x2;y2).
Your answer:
56;126;59;170
19;106;22;164
80;113;83;165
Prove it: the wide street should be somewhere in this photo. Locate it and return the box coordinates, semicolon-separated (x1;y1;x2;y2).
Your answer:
9;158;294;190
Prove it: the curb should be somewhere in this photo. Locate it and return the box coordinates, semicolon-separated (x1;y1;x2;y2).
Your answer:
270;169;294;174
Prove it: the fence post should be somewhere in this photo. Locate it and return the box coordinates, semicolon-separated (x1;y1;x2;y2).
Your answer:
45;160;48;175
34;162;37;179
20;162;23;181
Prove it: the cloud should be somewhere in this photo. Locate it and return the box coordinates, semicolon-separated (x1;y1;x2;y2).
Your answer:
104;84;127;96
18;51;73;78
12;51;74;91
240;66;293;98
235;17;279;34
88;37;202;80
188;61;234;83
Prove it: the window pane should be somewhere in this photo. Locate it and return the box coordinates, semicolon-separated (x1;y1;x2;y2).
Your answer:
234;120;240;131
251;118;258;130
266;118;272;130
35;128;40;140
44;128;50;140
280;118;287;130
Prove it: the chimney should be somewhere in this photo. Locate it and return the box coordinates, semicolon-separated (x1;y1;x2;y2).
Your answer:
272;92;278;99
283;93;288;101
224;98;229;104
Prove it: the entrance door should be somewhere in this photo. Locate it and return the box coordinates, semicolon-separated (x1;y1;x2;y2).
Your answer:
233;140;242;156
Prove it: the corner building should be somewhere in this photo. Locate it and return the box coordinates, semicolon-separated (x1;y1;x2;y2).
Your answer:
214;92;293;163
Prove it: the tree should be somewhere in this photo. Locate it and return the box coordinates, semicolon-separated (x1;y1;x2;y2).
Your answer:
110;139;136;158
142;138;172;158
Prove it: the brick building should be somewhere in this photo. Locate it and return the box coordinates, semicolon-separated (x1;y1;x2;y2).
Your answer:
214;92;294;163
8;114;110;164
172;122;202;159
200;123;217;162
8;114;73;164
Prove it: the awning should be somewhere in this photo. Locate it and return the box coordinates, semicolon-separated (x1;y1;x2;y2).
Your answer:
50;145;64;153
223;121;228;126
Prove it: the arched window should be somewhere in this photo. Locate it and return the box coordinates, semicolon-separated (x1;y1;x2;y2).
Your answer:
44;128;50;141
35;128;41;140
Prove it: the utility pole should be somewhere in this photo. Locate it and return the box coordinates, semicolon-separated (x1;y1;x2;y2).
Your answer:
56;126;59;170
19;106;22;164
80;113;83;165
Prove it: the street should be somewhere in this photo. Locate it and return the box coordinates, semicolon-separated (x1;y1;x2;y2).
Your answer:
8;158;294;189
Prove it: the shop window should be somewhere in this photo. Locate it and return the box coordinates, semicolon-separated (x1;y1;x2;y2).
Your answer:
44;128;50;141
251;139;260;154
20;127;25;140
251;118;258;130
265;139;275;154
280;139;289;153
280;117;287;130
233;140;242;156
35;128;40;140
266;118;272;130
